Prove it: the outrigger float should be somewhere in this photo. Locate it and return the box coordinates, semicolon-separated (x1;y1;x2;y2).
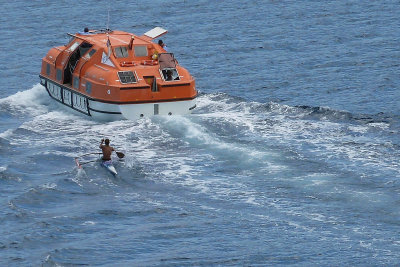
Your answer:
39;27;197;120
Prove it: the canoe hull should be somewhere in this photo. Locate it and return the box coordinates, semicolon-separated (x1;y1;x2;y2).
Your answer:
101;160;117;176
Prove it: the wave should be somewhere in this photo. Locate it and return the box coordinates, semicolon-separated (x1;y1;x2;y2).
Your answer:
2;85;398;131
294;105;398;126
196;92;399;127
2;87;399;186
0;84;52;117
1;88;399;267
194;93;400;180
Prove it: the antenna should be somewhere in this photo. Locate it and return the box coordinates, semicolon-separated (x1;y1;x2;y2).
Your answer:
106;5;110;31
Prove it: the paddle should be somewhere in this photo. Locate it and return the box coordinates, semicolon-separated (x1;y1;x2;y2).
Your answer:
78;159;99;165
75;157;99;168
77;152;102;158
76;152;123;167
77;151;124;159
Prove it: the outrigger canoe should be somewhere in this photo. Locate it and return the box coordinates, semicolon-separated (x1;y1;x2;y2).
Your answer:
101;160;117;176
75;151;124;176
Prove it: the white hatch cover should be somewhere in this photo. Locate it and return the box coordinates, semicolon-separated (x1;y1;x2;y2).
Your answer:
143;27;168;39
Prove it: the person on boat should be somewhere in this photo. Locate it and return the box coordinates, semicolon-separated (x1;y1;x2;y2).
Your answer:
99;138;115;161
158;39;167;51
79;27;92;35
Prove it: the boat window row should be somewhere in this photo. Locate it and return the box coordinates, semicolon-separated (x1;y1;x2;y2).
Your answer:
116;68;180;85
66;38;154;60
53;64;179;87
72;77;91;94
114;45;149;58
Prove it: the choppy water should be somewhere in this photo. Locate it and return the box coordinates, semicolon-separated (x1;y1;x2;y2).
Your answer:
1;0;400;266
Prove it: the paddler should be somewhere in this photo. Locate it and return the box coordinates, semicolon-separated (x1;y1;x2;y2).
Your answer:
99;138;115;161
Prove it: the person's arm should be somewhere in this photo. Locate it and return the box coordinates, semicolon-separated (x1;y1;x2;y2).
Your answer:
99;139;104;149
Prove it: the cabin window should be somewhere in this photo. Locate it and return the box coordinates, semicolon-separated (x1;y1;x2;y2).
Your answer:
67;42;80;52
118;71;137;84
88;49;96;57
78;42;93;57
134;46;148;57
114;46;129;58
86;82;92;94
73;77;79;89
46;63;51;75
161;68;180;81
56;69;62;81
83;49;97;60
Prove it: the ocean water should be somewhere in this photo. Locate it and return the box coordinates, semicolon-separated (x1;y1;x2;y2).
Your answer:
1;0;400;266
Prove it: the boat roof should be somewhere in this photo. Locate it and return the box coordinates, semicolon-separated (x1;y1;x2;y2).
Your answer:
70;28;167;48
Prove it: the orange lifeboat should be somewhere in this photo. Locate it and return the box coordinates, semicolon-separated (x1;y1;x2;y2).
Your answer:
39;27;197;120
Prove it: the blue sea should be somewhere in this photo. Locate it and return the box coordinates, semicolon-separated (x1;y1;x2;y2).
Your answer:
1;0;400;266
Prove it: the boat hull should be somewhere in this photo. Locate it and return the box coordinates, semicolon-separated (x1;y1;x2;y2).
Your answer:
40;76;196;120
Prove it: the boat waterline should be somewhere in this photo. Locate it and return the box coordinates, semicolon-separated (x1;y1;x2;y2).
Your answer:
40;77;196;120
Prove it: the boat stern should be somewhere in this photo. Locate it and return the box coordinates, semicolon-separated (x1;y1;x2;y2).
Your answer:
119;99;196;120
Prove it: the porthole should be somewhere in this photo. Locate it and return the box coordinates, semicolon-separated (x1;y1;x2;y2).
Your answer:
46;64;51;75
86;82;92;94
56;69;62;81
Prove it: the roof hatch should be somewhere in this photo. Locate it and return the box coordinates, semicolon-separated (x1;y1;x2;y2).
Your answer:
143;27;168;39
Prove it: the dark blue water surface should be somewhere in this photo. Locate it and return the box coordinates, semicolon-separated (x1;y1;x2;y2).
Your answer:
1;1;400;266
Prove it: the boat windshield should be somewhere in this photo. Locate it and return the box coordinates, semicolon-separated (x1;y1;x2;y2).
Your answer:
114;46;129;58
67;42;80;52
79;42;93;57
